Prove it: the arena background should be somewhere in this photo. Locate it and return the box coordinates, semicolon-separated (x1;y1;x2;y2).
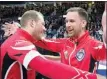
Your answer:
0;1;106;79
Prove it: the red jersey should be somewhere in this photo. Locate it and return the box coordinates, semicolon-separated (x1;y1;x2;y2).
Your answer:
35;31;106;72
1;29;37;79
1;29;97;79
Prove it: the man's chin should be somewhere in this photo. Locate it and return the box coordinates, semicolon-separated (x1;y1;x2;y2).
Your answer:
67;34;74;38
39;34;46;40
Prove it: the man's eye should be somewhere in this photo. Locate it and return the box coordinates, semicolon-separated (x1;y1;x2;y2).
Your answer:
69;20;75;22
65;20;75;23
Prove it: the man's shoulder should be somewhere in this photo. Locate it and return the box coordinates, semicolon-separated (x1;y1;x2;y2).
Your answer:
2;33;33;50
89;36;102;44
89;37;104;48
12;40;33;47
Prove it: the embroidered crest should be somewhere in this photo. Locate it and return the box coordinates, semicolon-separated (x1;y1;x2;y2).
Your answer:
76;49;85;61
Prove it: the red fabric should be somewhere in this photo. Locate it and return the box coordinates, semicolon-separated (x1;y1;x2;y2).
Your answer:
34;31;106;71
29;56;97;79
1;29;37;79
4;62;21;79
1;28;97;79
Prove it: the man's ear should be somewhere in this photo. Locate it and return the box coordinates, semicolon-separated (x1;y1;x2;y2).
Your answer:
82;20;87;28
30;20;36;28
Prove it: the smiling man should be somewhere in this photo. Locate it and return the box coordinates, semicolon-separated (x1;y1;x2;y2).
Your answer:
1;10;105;79
34;7;106;73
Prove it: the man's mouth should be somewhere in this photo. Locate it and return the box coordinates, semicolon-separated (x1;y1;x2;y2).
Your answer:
67;29;74;33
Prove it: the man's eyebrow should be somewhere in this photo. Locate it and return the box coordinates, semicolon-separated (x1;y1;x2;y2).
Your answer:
65;19;75;21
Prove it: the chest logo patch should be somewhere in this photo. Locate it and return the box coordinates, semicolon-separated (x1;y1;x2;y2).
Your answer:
76;49;85;61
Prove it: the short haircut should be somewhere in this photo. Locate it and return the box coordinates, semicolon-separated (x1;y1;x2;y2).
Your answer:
66;7;88;22
20;10;43;27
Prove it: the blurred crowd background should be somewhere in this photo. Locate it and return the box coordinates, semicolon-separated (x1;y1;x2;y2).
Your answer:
0;1;105;78
0;1;105;44
0;1;105;54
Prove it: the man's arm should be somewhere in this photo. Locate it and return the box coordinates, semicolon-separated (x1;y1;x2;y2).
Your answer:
34;38;66;53
7;40;99;79
92;41;106;61
29;55;106;79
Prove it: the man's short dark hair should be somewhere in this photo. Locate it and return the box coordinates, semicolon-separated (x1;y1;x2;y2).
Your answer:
67;7;88;22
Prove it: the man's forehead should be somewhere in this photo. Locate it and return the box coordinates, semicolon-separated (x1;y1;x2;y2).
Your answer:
38;18;45;25
65;12;81;20
67;12;79;15
66;12;80;18
38;15;44;22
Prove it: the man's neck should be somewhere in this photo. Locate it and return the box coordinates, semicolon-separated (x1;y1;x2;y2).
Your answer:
71;31;86;40
78;31;86;39
21;27;32;36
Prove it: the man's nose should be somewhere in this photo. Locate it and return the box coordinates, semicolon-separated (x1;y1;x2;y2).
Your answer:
43;26;46;31
43;26;46;33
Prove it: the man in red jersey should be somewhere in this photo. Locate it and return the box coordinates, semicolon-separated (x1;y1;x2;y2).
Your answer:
2;10;105;79
33;7;106;73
